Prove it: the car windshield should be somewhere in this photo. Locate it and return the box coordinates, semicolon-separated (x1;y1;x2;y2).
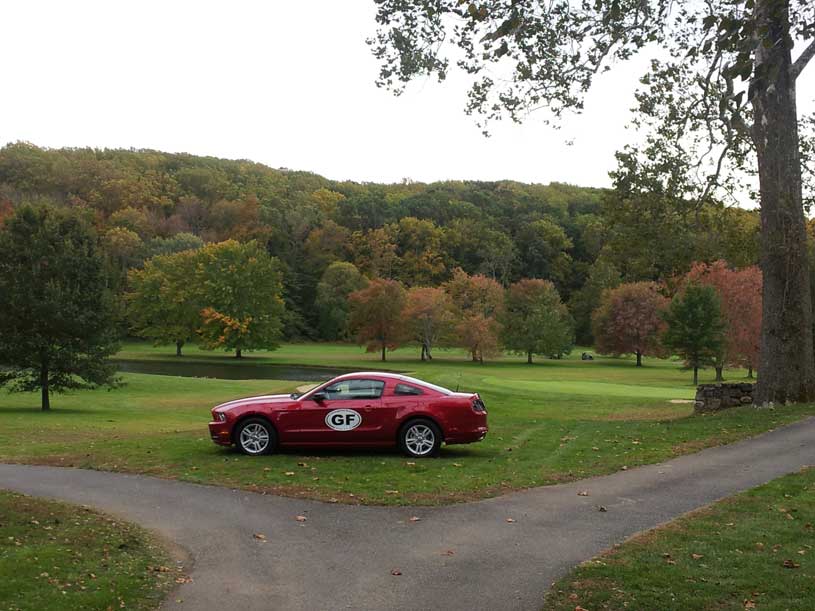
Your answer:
397;375;453;395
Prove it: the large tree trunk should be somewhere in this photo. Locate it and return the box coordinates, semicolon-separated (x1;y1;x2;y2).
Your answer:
752;0;815;405
748;364;754;379
235;348;242;359
527;351;533;364
635;350;642;367
176;340;183;357
381;344;386;362
693;366;699;387
715;366;724;382
420;344;427;361
40;361;50;411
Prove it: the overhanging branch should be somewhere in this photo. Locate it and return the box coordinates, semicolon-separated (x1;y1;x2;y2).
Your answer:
791;39;815;80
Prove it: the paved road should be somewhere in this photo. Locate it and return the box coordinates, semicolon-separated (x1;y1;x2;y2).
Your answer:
2;417;814;610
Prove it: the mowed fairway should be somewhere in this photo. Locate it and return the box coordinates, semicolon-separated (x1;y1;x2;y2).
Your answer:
1;343;814;505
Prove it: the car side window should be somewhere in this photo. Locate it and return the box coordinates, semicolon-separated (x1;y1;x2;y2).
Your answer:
394;383;424;396
323;379;385;400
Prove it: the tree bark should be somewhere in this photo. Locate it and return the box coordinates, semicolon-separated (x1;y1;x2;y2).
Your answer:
752;0;815;405
748;364;754;379
420;344;427;361
635;350;642;367
715;366;724;382
236;348;242;359
381;344;386;362
693;366;699;387
40;361;50;411
176;340;183;357
527;351;533;364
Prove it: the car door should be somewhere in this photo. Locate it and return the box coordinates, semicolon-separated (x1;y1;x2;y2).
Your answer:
379;382;427;441
285;378;384;444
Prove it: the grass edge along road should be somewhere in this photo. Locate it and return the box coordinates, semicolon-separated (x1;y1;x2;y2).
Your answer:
0;490;178;611
2;342;815;506
545;468;815;611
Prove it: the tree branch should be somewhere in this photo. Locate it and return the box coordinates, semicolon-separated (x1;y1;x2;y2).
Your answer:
791;39;815;80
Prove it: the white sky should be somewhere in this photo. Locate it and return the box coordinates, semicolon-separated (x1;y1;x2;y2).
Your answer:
1;1;813;188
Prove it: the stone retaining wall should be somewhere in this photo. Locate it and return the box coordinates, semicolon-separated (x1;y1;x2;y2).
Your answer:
694;383;754;413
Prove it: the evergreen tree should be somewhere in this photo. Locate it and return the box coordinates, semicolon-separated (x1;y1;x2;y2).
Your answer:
662;284;725;385
0;205;120;410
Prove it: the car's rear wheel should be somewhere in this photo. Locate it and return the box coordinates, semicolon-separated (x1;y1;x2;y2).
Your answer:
399;419;441;458
235;418;277;456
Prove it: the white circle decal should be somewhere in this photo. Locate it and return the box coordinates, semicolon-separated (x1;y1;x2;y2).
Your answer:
325;409;362;431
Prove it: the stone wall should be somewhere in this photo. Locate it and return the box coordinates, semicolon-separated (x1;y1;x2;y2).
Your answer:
694;383;754;413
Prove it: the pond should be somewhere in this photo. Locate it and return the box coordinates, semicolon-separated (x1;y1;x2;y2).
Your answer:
113;359;356;381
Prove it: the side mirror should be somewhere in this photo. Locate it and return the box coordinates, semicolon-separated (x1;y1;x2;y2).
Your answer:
312;392;327;402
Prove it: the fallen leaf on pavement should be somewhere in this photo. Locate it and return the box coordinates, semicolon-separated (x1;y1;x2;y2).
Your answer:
295;515;307;522
506;517;516;523
409;516;422;522
253;533;267;541
390;569;402;576
577;491;589;497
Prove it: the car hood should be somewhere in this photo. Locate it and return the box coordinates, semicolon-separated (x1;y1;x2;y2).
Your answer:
213;394;294;412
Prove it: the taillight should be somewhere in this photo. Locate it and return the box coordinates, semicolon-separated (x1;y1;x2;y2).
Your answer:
472;397;486;413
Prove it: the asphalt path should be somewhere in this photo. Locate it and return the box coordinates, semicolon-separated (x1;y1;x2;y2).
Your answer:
2;417;814;610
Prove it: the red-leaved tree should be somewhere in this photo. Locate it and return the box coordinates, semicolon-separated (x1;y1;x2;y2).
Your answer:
402;286;454;361
445;268;504;363
348;278;406;361
684;260;762;380
592;282;669;367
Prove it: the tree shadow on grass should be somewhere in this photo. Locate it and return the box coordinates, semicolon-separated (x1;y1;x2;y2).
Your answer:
0;406;91;415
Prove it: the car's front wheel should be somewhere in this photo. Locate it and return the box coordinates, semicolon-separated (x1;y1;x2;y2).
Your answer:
235;418;277;456
399;419;441;458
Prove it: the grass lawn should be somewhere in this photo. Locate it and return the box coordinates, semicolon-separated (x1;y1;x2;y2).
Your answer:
0;490;176;611
545;468;815;610
1;342;813;505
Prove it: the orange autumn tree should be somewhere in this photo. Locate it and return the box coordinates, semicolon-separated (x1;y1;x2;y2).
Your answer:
194;240;285;358
402;286;455;361
592;282;669;367
348;278;407;361
684;260;762;380
445;268;504;363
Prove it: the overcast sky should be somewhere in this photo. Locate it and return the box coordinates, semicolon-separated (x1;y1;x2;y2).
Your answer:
2;1;813;188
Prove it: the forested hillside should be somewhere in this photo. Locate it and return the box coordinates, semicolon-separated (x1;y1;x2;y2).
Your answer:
0;142;759;342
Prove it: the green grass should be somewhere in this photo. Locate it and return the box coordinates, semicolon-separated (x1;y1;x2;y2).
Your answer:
545;468;815;610
0;490;176;611
1;342;814;505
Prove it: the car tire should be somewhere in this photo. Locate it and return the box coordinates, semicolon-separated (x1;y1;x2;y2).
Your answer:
235;418;277;456
399;418;442;458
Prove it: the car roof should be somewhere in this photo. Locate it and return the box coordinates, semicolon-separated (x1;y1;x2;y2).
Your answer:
327;372;454;395
332;371;411;381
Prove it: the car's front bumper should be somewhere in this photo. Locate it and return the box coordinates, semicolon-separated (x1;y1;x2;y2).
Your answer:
208;421;233;446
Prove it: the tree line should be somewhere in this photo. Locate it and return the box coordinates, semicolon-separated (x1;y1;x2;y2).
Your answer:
0;143;761;345
0;199;761;410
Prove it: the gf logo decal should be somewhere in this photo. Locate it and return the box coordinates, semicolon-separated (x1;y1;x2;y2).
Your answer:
325;409;362;431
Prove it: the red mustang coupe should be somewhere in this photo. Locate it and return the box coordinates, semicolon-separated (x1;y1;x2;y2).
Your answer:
208;372;488;458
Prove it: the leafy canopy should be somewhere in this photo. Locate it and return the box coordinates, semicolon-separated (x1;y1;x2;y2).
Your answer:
0;204;119;409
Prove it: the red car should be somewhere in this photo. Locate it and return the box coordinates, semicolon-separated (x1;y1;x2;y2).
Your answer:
208;372;488;458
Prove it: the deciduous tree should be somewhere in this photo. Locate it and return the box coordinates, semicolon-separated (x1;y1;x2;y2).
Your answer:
502;279;574;364
403;286;455;360
368;0;815;405
126;249;200;357
315;262;368;341
445;268;504;362
592;282;669;367
194;240;285;358
662;284;726;385
0;205;119;410
348;278;407;361
684;260;762;380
